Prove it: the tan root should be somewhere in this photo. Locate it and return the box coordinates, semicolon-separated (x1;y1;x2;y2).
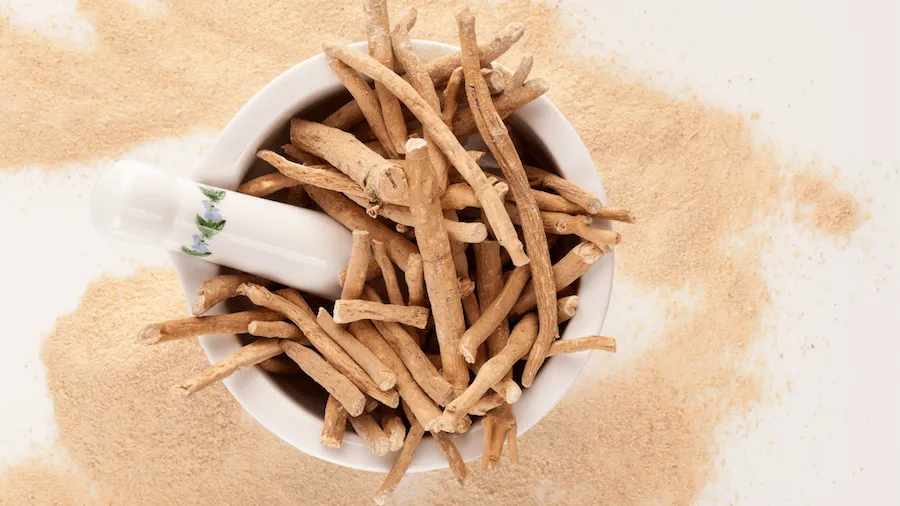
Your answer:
380;408;407;452
363;286;455;406
317;308;397;390
437;313;539;431
238;284;398;407
237;173;300;198
557;295;579;323
258;356;302;375
451;78;549;138
192;273;269;316
322;42;527;265
173;339;284;397
548;335;617;356
364;0;407;155
371;240;404;305
342;229;373;301
247;321;308;343
458;8;558;392
511;241;607;316
328;58;396;157
507;53;534;89
349;412;391;456
374;407;425;505
459;264;531;363
349;321;442;429
290;119;407;203
281;340;367;417
321;394;349;448
400;138;469;394
332;299;429;329
137;309;283;345
524;164;603;214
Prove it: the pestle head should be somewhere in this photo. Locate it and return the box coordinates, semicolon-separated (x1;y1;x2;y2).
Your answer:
91;160;178;246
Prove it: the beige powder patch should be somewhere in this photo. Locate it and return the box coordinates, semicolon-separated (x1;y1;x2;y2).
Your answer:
792;172;864;236
0;455;97;506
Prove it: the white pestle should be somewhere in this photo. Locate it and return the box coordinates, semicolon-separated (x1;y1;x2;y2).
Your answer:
91;160;352;299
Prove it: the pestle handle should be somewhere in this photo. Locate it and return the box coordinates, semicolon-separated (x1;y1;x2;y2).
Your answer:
91;160;352;299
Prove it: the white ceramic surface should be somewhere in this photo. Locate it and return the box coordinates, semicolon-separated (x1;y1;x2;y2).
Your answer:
169;40;615;473
90;160;351;300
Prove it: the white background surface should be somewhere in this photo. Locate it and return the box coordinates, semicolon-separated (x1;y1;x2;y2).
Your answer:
1;0;898;504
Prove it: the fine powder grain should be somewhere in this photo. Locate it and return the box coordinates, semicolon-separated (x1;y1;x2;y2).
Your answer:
1;0;864;504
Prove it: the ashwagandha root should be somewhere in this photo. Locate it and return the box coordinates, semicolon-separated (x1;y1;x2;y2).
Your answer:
441;66;464;127
433;432;467;484
138;309;284;344
321;394;349;448
482;403;517;470
349;320;442;430
548;335;617;355
523;164;603;214
322;42;528;266
467;391;505;416
371;240;405;305
380;407;407;452
342;229;373;300
458;265;531;363
281;340;367;417
451;78;549;138
458;7;558;395
350;411;392;456
557;295;579;323
238;284;399;407
516;242;607;386
364;0;408;155
507;53;534;89
511;241;607;316
237;172;300;198
247;321;309;344
328;58;396;158
404;253;425;307
333;299;430;329
192;274;270;316
290;119;407;203
257;150;373;199
363;286;455;406
321;21;525;133
400;138;469;393
173;339;284;397
436;313;538;431
317;308;397;390
343;193;488;243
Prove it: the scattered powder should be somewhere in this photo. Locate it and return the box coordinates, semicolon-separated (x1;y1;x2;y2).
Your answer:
1;0;864;504
0;454;95;506
792;172;864;236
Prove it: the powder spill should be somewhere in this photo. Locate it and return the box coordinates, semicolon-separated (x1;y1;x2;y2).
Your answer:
0;454;95;506
1;0;865;504
791;172;864;236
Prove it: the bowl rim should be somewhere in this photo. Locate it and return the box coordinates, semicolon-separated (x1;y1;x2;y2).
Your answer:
169;39;615;473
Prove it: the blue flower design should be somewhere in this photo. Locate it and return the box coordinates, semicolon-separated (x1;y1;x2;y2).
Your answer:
181;185;226;258
202;200;223;222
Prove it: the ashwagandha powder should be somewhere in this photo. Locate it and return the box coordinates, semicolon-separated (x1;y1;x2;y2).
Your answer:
1;0;864;504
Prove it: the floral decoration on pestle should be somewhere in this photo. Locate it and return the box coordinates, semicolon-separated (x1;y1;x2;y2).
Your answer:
180;186;227;257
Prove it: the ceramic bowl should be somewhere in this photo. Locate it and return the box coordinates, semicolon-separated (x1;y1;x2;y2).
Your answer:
171;40;615;472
